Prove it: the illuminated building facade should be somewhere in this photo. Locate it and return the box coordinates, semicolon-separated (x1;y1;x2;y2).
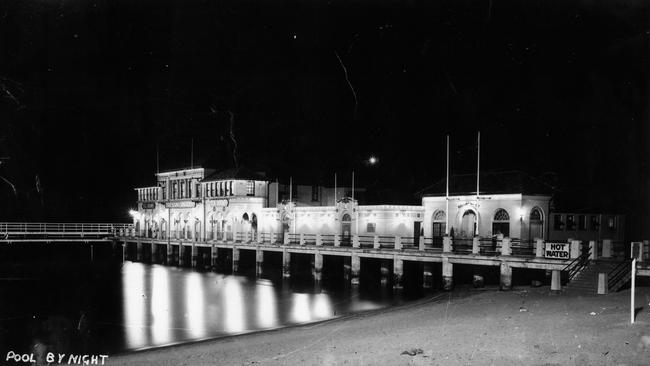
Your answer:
134;168;624;243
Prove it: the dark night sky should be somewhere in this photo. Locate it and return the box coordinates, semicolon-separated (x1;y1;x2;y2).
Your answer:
0;0;648;236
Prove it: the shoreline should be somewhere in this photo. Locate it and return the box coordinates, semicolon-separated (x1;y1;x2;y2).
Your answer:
108;286;650;365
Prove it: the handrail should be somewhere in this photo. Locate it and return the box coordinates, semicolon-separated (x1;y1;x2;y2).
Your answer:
563;249;591;282
608;258;633;291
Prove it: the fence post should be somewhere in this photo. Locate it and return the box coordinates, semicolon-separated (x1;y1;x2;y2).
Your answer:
394;236;402;250
443;236;452;253
374;235;380;249
589;240;597;260
501;237;511;256
602;239;612;258
316;233;322;246
299;233;305;245
334;234;341;247
472;237;480;255
353;235;360;248
570;240;582;259
283;233;290;245
536;239;544;258
419;235;425;251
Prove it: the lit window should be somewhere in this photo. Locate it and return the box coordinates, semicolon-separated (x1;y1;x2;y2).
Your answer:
590;216;599;231
367;223;376;233
554;215;564;230
578;215;587;231
247;181;255;196
608;216;617;230
311;185;319;202
566;215;575;231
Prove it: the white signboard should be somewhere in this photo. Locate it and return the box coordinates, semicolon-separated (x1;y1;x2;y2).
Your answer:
545;242;570;259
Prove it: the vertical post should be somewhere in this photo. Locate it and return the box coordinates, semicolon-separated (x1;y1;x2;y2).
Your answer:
602;239;612;258
419;234;425;251
316;233;322;246
351;254;360;286
313;251;323;283
551;270;561;292
256;249;264;278
374;235;380;249
423;262;433;289
151;243;158;264
179;244;185;267
334;234;341;247
191;243;197;267
535;239;544;258
472;237;480;254
570;240;582;259
630;258;636;324
393;257;403;290
501;238;511;256
211;244;218;270
283;233;290;245
589;240;597;260
394;236;402;250
381;260;390;287
442;258;453;291
443;236;452;253
299;233;305;245
232;247;240;273
136;241;143;262
282;249;291;278
597;273;608;295
90;244;94;262
500;262;512;291
353;235;360;248
445;134;449;235
122;241;126;262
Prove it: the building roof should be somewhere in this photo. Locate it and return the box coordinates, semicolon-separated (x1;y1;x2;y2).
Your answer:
416;170;555;197
202;167;267;182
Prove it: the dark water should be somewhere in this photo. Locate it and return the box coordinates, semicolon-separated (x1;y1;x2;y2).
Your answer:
0;253;425;357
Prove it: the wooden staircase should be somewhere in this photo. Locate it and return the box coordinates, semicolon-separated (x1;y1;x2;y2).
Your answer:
565;259;631;294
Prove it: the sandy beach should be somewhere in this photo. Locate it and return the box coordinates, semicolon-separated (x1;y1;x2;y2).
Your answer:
106;286;650;366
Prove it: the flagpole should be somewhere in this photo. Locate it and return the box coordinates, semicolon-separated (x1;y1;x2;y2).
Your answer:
476;131;480;236
476;131;480;199
446;134;450;235
334;172;337;204
352;171;355;201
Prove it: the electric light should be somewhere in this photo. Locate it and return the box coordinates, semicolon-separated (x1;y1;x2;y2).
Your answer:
368;156;378;165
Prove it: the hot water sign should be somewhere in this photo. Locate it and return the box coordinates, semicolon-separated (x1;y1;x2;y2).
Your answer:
545;243;570;259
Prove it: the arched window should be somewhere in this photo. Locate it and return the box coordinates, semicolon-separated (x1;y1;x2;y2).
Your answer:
529;207;544;241
530;208;542;221
341;214;352;245
492;209;510;237
433;210;446;221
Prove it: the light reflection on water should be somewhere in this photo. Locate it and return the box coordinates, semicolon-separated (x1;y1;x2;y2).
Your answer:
120;262;392;351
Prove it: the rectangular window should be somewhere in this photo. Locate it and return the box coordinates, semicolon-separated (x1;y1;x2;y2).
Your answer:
608;216;617;230
553;215;564;230
367;223;376;233
578;215;587;231
311;185;319;202
195;183;201;198
247;181;255;196
590;215;599;231
566;215;576;231
172;182;178;199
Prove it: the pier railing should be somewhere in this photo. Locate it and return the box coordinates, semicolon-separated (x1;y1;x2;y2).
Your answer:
1;222;132;238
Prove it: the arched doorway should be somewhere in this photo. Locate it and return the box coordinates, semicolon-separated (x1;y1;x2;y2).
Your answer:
492;209;510;238
160;219;167;239
460;210;477;238
251;213;258;236
194;219;201;241
529;207;544;241
432;210;447;237
341;213;352;246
